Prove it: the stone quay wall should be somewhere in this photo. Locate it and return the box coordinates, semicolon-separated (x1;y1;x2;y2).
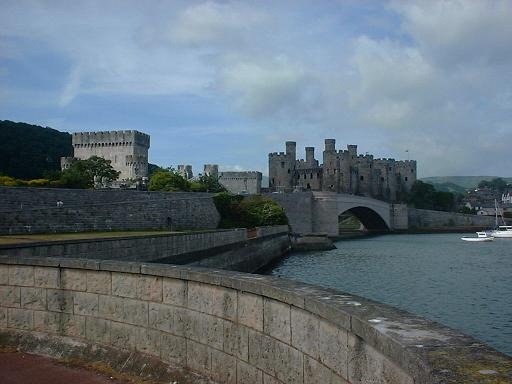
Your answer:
0;187;220;234
1;257;510;384
0;226;290;273
408;208;496;229
0;230;246;262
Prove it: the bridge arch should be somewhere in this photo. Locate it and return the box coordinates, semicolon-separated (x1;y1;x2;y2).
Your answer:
340;206;389;232
266;191;393;236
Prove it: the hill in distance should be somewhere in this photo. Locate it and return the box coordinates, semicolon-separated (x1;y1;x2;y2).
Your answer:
421;176;512;192
0;120;73;179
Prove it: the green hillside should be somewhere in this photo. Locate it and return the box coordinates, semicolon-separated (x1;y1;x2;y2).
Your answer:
0;120;73;179
421;176;512;191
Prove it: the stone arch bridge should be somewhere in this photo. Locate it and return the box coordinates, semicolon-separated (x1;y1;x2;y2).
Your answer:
266;191;408;236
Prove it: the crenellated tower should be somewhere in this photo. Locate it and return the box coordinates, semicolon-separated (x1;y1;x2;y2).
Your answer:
268;141;297;191
63;130;150;180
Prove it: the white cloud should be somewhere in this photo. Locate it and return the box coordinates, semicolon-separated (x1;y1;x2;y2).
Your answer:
169;1;267;47
59;66;82;107
219;57;321;118
2;0;512;177
219;164;246;172
392;0;512;67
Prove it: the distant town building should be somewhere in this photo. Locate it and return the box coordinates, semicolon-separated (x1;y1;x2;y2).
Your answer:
461;187;503;211
61;130;150;180
269;139;417;201
219;171;262;195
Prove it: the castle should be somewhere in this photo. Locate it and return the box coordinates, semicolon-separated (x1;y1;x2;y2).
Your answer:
61;130;150;180
177;164;262;194
269;139;417;201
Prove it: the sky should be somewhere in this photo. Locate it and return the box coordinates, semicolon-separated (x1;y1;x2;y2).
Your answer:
1;0;511;178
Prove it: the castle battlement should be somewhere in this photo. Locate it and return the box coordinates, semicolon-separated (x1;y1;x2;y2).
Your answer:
396;160;417;166
72;130;150;148
268;152;289;159
219;171;261;179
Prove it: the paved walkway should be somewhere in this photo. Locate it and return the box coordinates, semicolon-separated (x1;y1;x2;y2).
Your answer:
0;352;132;384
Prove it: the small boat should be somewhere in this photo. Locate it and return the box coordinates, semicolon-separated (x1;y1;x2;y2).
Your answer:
492;225;512;238
491;200;512;238
461;232;494;242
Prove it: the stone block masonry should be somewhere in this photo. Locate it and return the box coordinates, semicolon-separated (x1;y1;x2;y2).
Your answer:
408;208;496;229
218;171;262;195
0;187;220;235
0;257;510;384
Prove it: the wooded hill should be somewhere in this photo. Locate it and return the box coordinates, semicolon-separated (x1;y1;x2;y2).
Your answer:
421;176;512;192
0;120;73;179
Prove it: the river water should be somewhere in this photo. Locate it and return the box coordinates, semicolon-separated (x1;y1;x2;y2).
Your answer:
267;233;512;357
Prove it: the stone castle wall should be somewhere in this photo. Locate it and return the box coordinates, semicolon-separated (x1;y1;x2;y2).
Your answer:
408;208;496;229
0;187;219;235
269;139;417;201
1;257;509;384
218;172;262;195
63;130;150;180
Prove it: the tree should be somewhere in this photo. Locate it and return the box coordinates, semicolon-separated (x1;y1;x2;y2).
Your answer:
478;177;509;192
407;180;455;211
196;173;227;193
408;181;436;210
148;168;191;192
148;163;164;177
60;156;120;189
432;191;455;212
0;120;72;179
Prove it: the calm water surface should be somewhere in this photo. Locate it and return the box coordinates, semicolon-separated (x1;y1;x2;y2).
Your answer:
268;233;512;356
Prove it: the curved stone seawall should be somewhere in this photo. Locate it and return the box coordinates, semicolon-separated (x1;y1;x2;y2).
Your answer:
0;187;220;234
0;257;510;383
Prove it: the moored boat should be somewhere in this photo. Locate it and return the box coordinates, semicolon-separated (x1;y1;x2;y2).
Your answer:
492;225;512;238
491;200;512;238
461;232;494;242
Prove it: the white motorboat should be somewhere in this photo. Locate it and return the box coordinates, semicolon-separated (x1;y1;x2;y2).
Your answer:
461;232;494;242
492;225;512;238
491;200;512;238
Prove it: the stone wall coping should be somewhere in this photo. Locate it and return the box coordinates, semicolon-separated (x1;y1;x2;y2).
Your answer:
0;255;510;383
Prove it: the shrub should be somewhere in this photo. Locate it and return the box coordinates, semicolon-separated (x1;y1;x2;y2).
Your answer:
26;179;50;187
213;193;287;229
148;169;191;192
